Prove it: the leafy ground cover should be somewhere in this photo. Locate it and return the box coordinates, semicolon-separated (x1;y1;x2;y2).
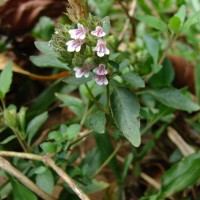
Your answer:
0;0;200;199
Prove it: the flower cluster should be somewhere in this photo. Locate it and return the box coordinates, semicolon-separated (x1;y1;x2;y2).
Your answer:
66;23;110;85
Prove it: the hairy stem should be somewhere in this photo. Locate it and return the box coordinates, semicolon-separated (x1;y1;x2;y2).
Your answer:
0;156;56;200
0;151;90;200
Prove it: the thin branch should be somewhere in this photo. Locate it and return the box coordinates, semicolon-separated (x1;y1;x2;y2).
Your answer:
0;151;90;200
84;83;102;111
0;156;56;200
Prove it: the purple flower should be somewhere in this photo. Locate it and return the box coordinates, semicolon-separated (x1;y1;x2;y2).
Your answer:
93;64;108;75
74;64;93;78
94;75;108;85
68;23;88;40
91;26;106;38
66;39;84;52
94;39;110;57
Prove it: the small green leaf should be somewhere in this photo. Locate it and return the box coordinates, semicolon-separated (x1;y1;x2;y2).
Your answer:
85;111;106;133
34;166;47;174
102;16;110;34
149;88;200;113
136;15;168;32
183;11;200;31
30;55;69;70
3;105;18;129
36;169;54;195
0;62;13;99
27;112;48;146
40;142;57;153
0;135;16;144
65;124;81;140
34;41;56;56
175;5;186;24
11;178;37;200
122;72;145;88
64;73;94;85
48;131;64;142
168;16;181;33
32;16;54;40
144;34;159;64
111;86;141;147
56;93;85;118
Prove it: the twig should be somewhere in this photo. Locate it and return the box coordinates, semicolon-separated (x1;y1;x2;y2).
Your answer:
167;127;195;156
0;151;90;200
0;156;56;200
117;0;136;38
118;0;137;41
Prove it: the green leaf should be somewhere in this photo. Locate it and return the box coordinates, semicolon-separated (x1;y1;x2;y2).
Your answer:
155;152;200;199
121;153;133;181
0;62;13;99
136;15;168;32
11;178;37;200
65;124;81;140
64;73;94;85
111;86;141;147
55;93;85;118
88;0;114;17
34;41;56;56
79;180;109;193
183;11;200;31
0;135;16;144
149;58;175;87
85;110;106;133
168;16;181;33
48;131;64;142
175;5;186;24
102;16;111;34
18;107;27;139
3;105;18;129
122;72;145;88
27;112;48;146
32;16;54;40
36;169;54;195
195;62;200;104
30;55;69;70
40;142;57;153
149;88;200;113
144;34;159;64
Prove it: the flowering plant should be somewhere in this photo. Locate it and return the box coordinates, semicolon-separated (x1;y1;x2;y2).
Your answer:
0;0;200;200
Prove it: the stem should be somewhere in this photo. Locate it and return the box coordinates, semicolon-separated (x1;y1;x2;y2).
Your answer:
91;143;121;179
106;84;110;114
141;108;169;135
84;83;102;110
0;156;56;200
145;35;175;82
0;151;90;200
13;129;28;152
80;103;89;126
0;99;6;110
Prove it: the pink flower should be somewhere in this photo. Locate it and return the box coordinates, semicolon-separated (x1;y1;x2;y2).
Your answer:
94;75;108;85
74;64;93;78
91;26;106;38
94;39;110;57
68;23;88;40
93;64;108;75
66;39;84;52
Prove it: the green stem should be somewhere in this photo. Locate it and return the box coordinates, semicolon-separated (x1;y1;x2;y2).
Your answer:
106;84;110;114
80;103;89;126
13;129;28;152
141;108;169;135
91;143;121;179
84;83;102;110
0;99;6;110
